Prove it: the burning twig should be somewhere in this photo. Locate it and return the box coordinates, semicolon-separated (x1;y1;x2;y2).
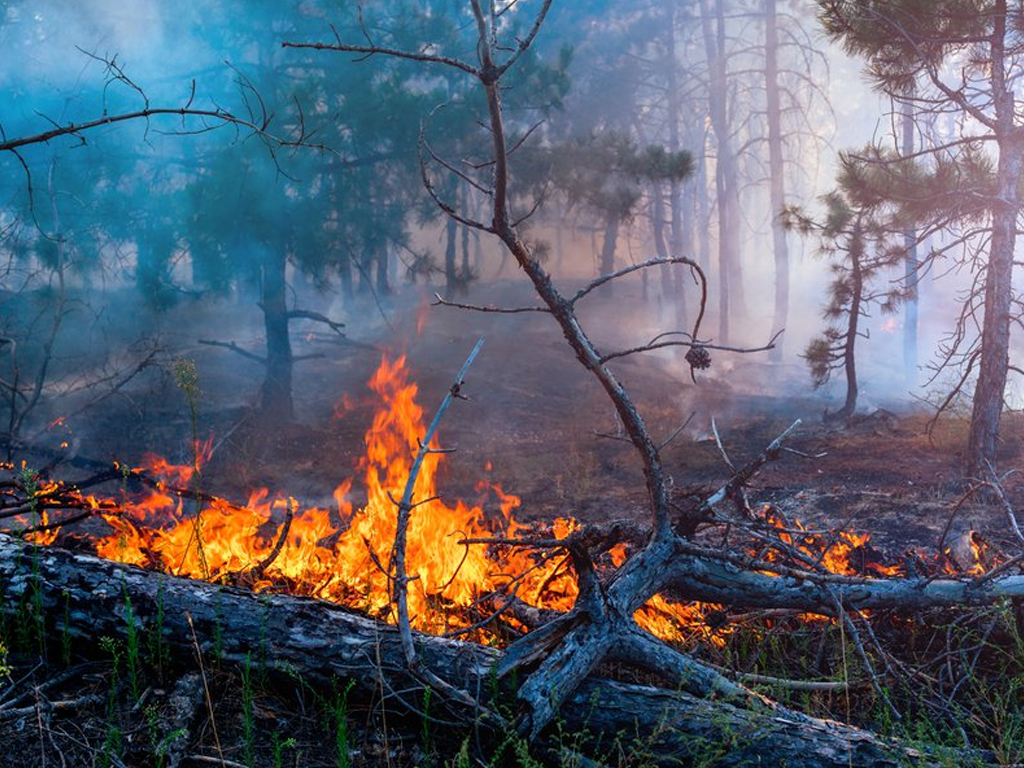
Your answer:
241;498;294;584
386;337;500;722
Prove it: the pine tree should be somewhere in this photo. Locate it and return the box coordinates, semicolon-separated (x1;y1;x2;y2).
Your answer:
818;0;1024;473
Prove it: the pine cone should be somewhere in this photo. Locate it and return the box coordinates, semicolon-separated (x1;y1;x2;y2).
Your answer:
685;345;712;370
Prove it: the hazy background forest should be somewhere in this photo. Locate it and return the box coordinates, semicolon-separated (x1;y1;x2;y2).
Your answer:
12;4;1024;767
0;0;1008;458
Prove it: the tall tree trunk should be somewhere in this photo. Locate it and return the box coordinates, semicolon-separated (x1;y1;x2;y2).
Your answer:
968;138;1020;472
376;240;390;296
968;7;1018;474
652;183;671;286
445;213;458;299
678;173;696;323
330;174;353;300
700;0;744;342
665;0;689;328
901;99;919;382
357;247;374;295
829;222;863;423
461;196;471;280
338;247;353;300
694;141;712;275
259;249;293;422
599;214;620;280
764;0;789;361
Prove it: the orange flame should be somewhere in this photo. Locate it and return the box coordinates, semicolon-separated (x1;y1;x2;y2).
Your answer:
92;355;557;635
51;355;742;645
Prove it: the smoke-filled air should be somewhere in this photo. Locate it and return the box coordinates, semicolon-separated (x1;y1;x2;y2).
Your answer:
6;3;1024;768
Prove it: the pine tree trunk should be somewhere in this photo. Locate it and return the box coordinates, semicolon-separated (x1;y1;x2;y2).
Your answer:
765;0;789;361
665;2;689;328
967;139;1020;472
901;99;919;382
700;0;744;342
967;8;1019;475
599;214;620;279
376;241;391;296
259;249;294;422
694;144;712;274
445;213;458;299
829;222;862;423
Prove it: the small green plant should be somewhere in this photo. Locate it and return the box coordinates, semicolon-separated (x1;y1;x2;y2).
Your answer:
0;635;11;692
19;465;46;657
98;636;124;768
448;737;471;768
422;685;433;768
271;731;297;768
242;652;256;767
146;705;186;768
122;587;142;701
327;678;357;768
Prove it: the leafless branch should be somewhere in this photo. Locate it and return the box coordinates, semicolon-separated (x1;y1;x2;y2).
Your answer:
387;338;497;720
284;309;346;335
432;293;549;314
599;330;783;365
197;340;266;365
280;41;479;79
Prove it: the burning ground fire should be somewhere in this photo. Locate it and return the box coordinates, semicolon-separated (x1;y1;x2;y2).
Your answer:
1;356;994;645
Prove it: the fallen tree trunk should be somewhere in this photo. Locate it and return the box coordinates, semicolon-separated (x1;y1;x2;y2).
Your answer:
0;535;985;767
661;542;1024;612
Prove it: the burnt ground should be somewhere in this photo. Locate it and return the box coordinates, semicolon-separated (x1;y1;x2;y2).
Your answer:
4;278;1024;766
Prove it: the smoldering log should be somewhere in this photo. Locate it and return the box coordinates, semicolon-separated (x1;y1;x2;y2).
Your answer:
0;535;991;768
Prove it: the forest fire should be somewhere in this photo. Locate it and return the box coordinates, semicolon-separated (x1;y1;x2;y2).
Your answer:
2;357;985;647
7;356;714;640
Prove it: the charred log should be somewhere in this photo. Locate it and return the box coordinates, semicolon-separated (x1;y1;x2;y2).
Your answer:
0;535;991;768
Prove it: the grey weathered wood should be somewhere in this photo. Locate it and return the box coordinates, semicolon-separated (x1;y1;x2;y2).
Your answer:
0;535;989;767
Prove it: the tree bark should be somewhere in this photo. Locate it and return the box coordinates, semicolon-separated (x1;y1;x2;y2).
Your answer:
375;240;391;296
699;0;745;342
599;213;620;280
764;0;789;361
967;5;1020;475
0;535;981;768
901;98;919;382
259;248;294;422
665;0;689;329
828;220;863;423
445;210;458;299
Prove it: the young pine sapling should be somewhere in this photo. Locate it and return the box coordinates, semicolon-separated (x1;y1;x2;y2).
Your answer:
783;187;905;422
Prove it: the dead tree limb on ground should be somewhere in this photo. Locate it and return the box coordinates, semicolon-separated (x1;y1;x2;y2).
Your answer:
0;534;994;768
